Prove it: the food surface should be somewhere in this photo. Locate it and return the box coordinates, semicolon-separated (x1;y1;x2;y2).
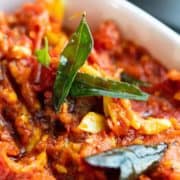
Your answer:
0;0;179;179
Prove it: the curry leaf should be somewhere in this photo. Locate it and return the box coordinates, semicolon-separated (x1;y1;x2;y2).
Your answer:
85;143;167;180
53;14;93;111
70;73;149;101
121;72;150;87
35;37;50;67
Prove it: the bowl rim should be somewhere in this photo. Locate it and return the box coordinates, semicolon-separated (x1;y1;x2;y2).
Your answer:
65;0;180;70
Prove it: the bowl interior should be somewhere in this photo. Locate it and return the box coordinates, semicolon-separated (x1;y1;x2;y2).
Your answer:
65;0;180;70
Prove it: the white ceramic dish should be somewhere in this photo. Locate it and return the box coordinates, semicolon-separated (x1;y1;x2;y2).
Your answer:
1;0;180;70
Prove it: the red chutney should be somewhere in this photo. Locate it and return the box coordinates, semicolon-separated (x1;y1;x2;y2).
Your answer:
0;1;179;180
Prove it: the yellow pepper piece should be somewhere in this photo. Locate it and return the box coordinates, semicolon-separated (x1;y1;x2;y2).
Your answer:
46;31;67;46
78;112;105;133
103;96;113;117
80;63;102;77
2;88;18;104
141;117;172;135
26;127;41;152
130;113;142;130
46;0;64;21
55;164;67;174
46;31;68;54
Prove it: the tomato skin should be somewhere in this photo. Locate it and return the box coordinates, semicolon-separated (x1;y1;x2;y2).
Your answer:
32;66;56;92
94;21;121;51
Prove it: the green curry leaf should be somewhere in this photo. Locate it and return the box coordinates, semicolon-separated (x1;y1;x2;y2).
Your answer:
121;72;150;87
53;15;93;111
85;143;167;180
70;73;149;101
35;37;50;67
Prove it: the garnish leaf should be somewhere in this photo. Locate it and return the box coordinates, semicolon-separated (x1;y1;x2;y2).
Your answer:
71;73;149;101
121;72;150;87
35;37;50;67
53;14;93;111
85;144;167;180
53;15;148;111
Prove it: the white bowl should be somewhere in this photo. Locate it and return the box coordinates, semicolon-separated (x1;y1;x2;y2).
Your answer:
1;0;180;70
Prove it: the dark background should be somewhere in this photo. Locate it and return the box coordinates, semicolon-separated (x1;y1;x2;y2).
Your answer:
128;0;180;33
